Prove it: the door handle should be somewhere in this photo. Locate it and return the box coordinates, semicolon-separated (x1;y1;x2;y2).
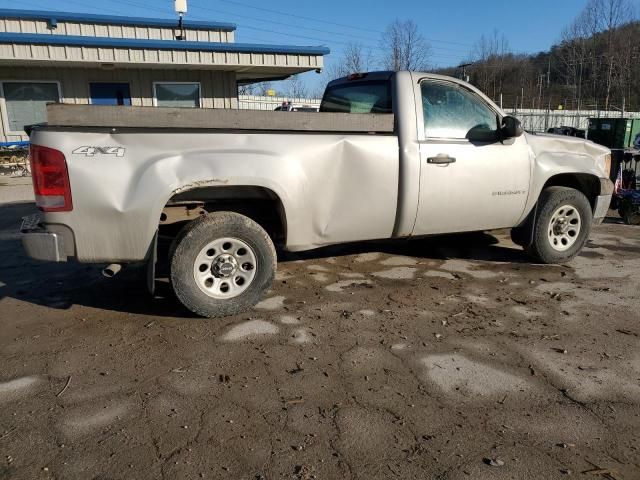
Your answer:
427;154;456;164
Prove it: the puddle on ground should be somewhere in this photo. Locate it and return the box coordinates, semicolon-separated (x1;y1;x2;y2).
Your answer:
221;320;279;341
255;295;285;310
421;353;529;397
339;272;366;279
326;279;373;292
309;272;330;283
279;315;300;325
290;328;311;344
439;259;499;279
423;270;457;280
354;252;381;263
0;375;45;403
307;265;330;272
372;267;416;280
380;256;418;266
59;402;131;439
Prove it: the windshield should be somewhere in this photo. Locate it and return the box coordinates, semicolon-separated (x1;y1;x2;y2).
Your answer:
320;80;392;114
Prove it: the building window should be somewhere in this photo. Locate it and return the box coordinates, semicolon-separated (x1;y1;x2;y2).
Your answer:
2;81;60;133
153;82;201;108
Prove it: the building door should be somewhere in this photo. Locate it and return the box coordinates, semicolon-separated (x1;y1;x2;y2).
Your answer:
89;83;132;106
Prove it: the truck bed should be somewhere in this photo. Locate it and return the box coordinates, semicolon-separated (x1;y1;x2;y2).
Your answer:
44;104;396;134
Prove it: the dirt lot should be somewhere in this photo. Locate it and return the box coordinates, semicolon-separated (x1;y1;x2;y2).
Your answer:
1;199;639;480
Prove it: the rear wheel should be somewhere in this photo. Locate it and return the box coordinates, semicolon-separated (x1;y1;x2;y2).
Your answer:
525;187;592;264
170;212;276;318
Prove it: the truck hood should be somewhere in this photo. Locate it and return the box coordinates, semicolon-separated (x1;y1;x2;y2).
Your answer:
524;132;610;159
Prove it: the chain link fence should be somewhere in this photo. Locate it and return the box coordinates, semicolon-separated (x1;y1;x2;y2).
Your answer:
503;108;640;133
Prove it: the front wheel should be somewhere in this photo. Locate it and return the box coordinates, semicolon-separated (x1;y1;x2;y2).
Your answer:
525;187;592;264
170;212;277;318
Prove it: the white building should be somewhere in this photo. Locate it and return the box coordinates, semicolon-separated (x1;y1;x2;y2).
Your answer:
0;8;329;144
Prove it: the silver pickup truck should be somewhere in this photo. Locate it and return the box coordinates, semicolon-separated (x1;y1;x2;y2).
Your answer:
23;71;613;318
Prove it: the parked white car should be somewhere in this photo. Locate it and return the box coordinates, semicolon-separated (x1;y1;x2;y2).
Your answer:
274;101;319;112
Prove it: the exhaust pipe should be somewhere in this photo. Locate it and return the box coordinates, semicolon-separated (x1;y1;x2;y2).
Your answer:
102;264;122;278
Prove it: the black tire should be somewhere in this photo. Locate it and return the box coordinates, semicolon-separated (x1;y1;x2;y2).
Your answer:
525;187;592;264
170;212;276;318
618;207;626;220
624;210;640;225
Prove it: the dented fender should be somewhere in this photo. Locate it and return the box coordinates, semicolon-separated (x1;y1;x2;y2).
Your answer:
517;132;611;223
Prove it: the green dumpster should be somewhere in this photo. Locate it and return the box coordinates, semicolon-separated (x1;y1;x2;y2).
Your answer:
588;117;640;149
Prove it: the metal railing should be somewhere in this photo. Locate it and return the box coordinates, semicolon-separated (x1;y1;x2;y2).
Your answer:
504;108;640;132
239;95;640;135
239;95;322;111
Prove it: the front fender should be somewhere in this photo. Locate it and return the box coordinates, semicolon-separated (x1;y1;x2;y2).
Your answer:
518;133;610;224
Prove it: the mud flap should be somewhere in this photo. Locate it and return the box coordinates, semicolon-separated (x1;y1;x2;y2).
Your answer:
511;203;538;249
146;231;158;296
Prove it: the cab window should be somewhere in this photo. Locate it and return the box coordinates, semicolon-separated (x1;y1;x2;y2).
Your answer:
421;81;497;139
320;81;392;114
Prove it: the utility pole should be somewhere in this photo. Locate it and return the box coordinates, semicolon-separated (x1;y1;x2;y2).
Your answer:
546;57;551;86
538;74;544;110
457;63;472;83
577;59;583;115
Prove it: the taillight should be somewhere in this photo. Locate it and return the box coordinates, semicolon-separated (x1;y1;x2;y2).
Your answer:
29;144;73;212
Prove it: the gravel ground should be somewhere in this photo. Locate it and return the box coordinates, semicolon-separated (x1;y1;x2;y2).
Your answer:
0;177;33;204
0;198;639;480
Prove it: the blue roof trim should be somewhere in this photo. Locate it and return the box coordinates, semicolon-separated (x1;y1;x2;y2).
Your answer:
0;8;237;32
0;32;330;56
0;140;29;148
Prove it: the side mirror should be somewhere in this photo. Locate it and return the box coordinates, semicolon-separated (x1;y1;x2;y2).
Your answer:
466;124;499;143
501;116;524;139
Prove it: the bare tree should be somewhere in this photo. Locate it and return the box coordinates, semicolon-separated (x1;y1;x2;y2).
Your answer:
470;30;511;100
569;0;636;109
238;82;275;96
327;42;372;80
286;75;308;99
380;20;431;71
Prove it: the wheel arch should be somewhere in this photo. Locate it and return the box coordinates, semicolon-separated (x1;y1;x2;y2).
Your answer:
512;172;602;249
161;184;288;247
540;172;602;209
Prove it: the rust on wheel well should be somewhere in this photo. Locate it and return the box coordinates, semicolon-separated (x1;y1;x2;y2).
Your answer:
542;173;601;208
161;185;287;246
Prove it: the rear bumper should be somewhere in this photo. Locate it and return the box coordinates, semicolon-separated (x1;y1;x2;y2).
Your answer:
22;231;67;262
21;214;68;262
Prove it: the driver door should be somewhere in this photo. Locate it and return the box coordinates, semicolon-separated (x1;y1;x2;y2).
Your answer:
413;78;531;235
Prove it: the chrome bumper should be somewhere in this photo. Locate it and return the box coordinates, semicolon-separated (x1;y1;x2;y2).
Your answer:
593;194;612;225
21;214;67;262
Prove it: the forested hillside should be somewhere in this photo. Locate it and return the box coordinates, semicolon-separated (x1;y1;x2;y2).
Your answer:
437;1;639;111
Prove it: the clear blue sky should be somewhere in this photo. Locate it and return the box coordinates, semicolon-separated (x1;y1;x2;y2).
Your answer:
1;0;638;94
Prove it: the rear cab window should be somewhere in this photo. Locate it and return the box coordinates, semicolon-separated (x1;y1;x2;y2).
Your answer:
320;80;392;114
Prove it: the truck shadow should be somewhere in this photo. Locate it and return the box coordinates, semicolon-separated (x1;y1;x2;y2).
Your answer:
279;231;530;265
0;202;531;318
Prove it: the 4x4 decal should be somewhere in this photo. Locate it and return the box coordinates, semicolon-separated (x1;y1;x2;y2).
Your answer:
72;146;126;157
